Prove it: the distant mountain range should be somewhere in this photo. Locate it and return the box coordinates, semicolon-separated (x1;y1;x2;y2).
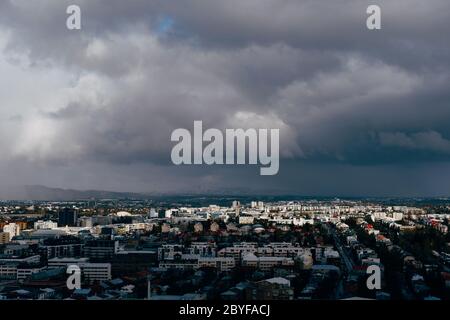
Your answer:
1;185;449;204
0;185;262;201
0;185;145;201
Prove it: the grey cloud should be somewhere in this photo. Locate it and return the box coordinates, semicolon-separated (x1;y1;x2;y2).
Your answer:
0;0;450;196
379;131;450;154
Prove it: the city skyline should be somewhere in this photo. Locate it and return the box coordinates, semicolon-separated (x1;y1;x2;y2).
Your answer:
0;197;449;301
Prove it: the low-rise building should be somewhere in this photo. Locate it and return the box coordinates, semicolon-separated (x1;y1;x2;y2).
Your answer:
48;257;111;283
0;232;10;244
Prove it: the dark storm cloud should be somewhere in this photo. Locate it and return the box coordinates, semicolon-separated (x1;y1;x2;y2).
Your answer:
1;0;450;196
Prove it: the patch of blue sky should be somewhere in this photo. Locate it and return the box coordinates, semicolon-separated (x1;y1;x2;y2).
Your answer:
156;15;174;35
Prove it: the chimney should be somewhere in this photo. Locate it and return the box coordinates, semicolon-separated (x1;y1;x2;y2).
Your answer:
147;276;151;300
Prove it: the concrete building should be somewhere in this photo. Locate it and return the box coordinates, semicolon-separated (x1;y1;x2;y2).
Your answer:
3;223;20;239
0;232;10;244
188;242;217;257
83;240;119;260
0;264;17;279
197;257;235;271
239;216;255;225
48;257;111;283
158;244;184;260
39;237;83;259
58;208;78;227
0;255;41;280
241;254;294;271
17;265;46;281
393;212;404;221
248;277;294;300
34;220;58;230
218;246;257;263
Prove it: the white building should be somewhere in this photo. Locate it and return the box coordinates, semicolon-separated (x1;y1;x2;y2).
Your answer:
241;254;294;271
392;212;403;221
251;201;264;209
48;257;89;268
79;217;93;228
239;216;255;225
17;265;46;281
218;243;257;261
149;209;159;218
82;263;111;283
165;209;179;218
267;243;310;257
188;242;217;257
0;255;41;280
197;257;235;271
48;257;111;283
373;212;386;220
0;265;17;279
158;244;184;260
34;220;58;230
3;223;20;239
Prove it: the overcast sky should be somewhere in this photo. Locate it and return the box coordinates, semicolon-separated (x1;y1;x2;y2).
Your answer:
1;0;450;197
